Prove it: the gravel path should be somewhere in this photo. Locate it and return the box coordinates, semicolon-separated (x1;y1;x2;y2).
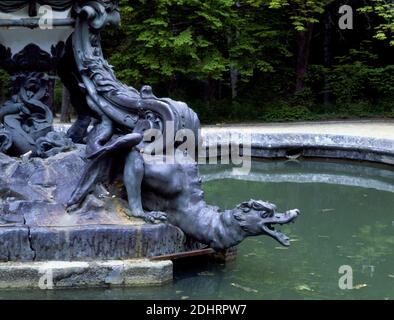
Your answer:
204;120;394;140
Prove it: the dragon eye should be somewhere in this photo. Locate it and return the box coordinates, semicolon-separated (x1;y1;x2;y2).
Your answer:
242;207;251;213
260;211;270;218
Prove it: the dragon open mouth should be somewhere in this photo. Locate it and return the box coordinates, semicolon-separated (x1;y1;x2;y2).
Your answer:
261;209;299;246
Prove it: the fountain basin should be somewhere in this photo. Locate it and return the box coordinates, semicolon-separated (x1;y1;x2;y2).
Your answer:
1;158;393;296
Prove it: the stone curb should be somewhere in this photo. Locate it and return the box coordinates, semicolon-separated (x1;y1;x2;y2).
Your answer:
0;259;172;289
202;131;394;165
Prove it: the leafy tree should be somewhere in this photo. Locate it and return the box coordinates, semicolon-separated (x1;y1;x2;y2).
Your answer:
262;0;335;92
359;0;394;45
0;0;392;122
104;0;291;101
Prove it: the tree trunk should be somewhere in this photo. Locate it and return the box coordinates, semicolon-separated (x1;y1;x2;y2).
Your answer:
203;78;216;104
228;27;240;100
323;9;333;106
230;68;239;99
295;23;314;93
44;76;56;113
60;85;71;123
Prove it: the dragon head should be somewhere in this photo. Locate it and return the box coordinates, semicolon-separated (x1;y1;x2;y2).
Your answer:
233;199;299;246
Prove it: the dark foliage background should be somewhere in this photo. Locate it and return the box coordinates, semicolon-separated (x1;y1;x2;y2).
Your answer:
1;0;393;123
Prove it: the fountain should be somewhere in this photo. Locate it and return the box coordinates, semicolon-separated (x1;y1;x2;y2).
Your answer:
0;1;299;289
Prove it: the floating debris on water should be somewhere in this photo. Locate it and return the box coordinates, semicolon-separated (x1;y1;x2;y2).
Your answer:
231;283;258;293
295;284;314;292
353;284;367;290
244;252;257;257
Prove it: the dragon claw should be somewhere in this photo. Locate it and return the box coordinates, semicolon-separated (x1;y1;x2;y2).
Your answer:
131;210;168;223
145;211;168;223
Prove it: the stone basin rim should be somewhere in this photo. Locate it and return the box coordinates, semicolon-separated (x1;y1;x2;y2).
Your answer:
54;124;394;165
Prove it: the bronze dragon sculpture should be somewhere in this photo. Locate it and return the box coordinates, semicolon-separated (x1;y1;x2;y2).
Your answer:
56;0;300;250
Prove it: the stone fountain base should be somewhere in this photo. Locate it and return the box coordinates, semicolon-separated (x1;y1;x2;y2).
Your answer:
0;145;204;288
0;223;200;262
